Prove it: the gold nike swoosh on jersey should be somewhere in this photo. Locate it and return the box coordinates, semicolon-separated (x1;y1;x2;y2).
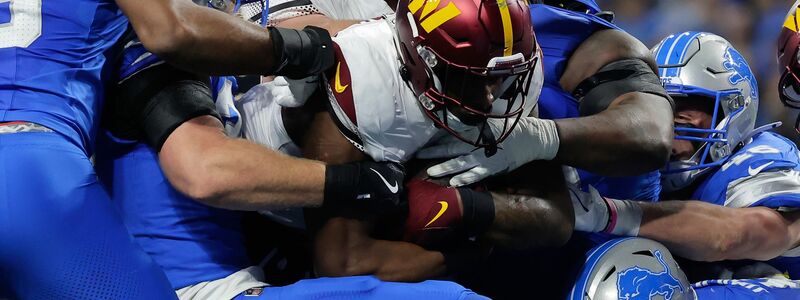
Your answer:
425;201;449;227
334;62;349;93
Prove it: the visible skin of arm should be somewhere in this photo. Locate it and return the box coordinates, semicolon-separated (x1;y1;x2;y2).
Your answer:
637;200;800;262
486;191;573;250
313;217;448;282
147;14;359;210
482;160;574;250
116;0;277;75
555;29;673;176
158;115;327;210
304;112;573;281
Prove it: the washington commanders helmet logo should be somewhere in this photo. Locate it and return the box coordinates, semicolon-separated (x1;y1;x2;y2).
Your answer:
407;0;462;33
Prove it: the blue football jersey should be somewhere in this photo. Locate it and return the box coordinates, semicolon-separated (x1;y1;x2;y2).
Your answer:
692;132;800;208
96;37;249;289
693;278;800;299
0;0;128;154
691;131;800;278
530;3;662;201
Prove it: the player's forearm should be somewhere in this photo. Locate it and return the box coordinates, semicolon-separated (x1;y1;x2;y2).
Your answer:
554;92;672;176
314;218;446;282
638;201;795;262
159;117;326;210
361;241;447;282
485;190;574;249
118;0;277;75
192;138;327;210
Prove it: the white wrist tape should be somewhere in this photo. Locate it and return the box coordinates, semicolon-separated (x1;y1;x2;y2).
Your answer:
536;118;560;161
603;198;643;236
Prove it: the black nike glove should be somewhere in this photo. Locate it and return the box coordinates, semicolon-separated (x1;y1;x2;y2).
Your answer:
324;161;405;214
267;26;335;79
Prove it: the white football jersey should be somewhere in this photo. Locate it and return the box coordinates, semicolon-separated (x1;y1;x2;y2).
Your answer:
311;0;392;20
267;0;392;26
323;17;440;163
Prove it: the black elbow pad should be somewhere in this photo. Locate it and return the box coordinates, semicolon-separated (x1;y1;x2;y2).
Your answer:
572;58;674;116
104;64;221;151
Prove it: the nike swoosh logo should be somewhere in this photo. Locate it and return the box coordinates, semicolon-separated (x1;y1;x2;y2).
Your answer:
425;201;449;227
370;168;399;194
334;62;349;93
748;161;775;176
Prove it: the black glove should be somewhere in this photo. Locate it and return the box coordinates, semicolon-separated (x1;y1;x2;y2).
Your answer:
324;161;406;214
268;26;335;79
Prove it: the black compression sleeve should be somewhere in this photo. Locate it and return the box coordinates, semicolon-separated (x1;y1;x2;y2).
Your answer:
142;80;220;150
105;64;221;151
572;58;674;116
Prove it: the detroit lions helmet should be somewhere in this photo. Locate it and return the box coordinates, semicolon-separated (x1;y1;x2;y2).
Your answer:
570;237;696;300
395;0;542;154
652;32;759;192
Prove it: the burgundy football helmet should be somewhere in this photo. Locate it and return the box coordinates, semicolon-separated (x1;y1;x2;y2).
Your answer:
395;0;541;154
777;0;800;130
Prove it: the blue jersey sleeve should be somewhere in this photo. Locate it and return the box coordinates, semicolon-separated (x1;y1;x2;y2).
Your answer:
694;132;800;208
693;278;800;300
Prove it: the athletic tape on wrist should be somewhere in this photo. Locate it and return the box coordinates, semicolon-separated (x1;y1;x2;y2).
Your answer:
602;198;642;236
539;118;560;160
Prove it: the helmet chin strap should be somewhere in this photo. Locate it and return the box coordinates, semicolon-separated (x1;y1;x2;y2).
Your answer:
740;122;782;145
661;122;781;193
661;161;707;193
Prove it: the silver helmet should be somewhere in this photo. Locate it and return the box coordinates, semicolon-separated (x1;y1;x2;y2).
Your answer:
569;237;696;300
651;32;759;192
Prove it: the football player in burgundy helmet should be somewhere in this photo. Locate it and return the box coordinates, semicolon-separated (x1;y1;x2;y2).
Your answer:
237;0;574;283
778;0;800;131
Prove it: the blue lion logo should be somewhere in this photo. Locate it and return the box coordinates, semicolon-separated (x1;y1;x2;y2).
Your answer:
722;47;758;98
617;250;684;300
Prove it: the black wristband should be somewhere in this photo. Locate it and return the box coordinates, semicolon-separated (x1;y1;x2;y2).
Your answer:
267;26;287;74
457;188;496;237
266;26;335;79
323;164;358;208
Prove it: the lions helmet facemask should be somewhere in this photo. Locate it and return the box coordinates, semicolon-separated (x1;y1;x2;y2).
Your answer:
395;0;542;155
652;32;759;192
570;237;697;300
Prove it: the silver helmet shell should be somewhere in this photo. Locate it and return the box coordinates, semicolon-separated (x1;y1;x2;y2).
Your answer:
651;32;758;192
569;237;696;300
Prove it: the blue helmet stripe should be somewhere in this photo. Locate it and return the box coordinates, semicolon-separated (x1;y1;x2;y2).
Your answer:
664;31;701;77
569;237;636;300
654;34;679;77
661;32;692;77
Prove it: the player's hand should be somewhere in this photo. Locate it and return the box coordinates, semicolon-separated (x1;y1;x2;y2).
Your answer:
404;179;495;248
324;161;405;214
568;184;610;233
270;76;319;108
417;116;560;187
